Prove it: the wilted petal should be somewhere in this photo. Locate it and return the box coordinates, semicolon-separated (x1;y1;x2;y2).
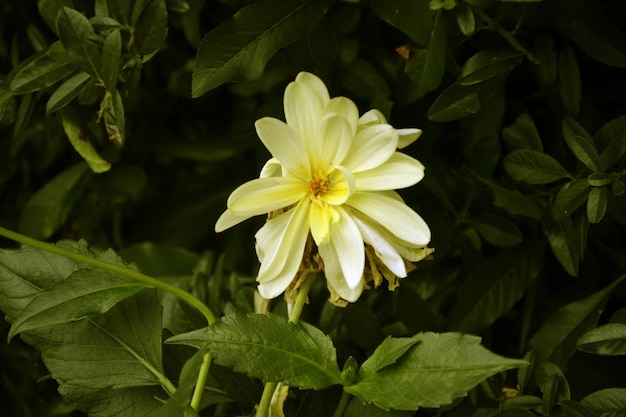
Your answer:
324;97;359;135
342;124;398;172
353;216;406;277
354;153;424;191
347;191;430;245
255;199;310;289
255;117;310;180
318;114;353;169
228;177;306;216
397;128;422;149
318;207;364;289
215;209;252;233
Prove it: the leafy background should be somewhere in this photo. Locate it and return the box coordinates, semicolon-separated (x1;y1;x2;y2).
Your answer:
1;0;626;416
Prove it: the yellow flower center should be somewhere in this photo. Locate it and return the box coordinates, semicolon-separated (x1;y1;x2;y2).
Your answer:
306;170;329;205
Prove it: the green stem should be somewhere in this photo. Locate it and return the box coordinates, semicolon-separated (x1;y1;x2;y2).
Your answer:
332;391;352;417
474;8;540;64
0;226;216;326
256;275;315;417
190;352;212;410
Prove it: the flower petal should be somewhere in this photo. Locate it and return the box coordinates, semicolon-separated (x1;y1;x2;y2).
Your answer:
309;203;335;246
326;271;364;303
324;97;359;136
324;165;356;206
352;216;406;277
342;124;398;172
347;191;431;245
353;152;425;191
215;209;252;232
255;199;310;293
255;117;310;180
295;72;330;105
228;176;306;216
358;109;386;127
318;114;354;170
284;75;326;157
319;234;363;301
397;128;422;149
260;157;283;178
318;207;364;289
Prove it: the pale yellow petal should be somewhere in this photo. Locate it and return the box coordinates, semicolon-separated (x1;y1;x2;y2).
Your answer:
358;109;386;127
353;215;406;277
309;204;338;246
260;158;283;178
295;72;330;105
347;191;430;245
342;124;398;173
353;153;424;191
397;128;422;149
228;177;306;216
284;76;325;156
324;97;359;135
323;165;356;206
318;115;353;170
255;117;310;180
215;209;252;233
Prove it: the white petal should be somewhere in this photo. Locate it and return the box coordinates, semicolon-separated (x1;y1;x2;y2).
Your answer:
260;158;283;178
295;72;330;105
397;128;422;149
318;207;364;289
353;152;424;191
215;209;252;232
352;216;406;277
324;97;359;135
284;76;325;156
327;273;364;303
347;192;431;245
358;109;386;126
228;177;305;216
255;199;310;289
318;114;353;169
255;117;310;180
342;124;398;173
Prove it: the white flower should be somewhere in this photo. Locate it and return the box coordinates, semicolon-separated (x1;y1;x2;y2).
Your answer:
216;72;431;303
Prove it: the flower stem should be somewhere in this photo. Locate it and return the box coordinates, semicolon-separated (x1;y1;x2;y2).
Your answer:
190;352;212;410
0;226;216;326
332;391;352;417
474;8;540;64
256;274;315;417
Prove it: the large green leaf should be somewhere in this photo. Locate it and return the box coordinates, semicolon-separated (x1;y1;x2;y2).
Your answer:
370;0;434;46
405;11;446;95
577;324;626;356
458;51;523;86
9;51;76;94
56;6;102;77
102;29;122;91
133;0;168;55
344;332;527;410
475;175;542;219
587;186;607;224
427;83;481;122
594;113;626;171
358;335;420;377
553;180;592;219
46;71;93;114
167;312;343;389
191;0;333;97
529;275;626;367
444;240;545;334
581;389;626;417
503;149;570;184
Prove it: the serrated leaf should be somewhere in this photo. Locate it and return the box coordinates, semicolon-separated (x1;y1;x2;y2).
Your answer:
167;312;342;389
445;240;545;334
595;113;626;171
504;149;569;184
458;51;523;86
9;51;76;94
554;180;592;218
529;275;626;367
558;45;581;116
502;113;543;152
56;6;102;77
359;335;421;377
61;110;112;173
46;71;93;114
405;11;446;95
470;213;523;247
581;388;626;417
371;0;434;46
192;0;332;97
577;323;626;356
9;268;144;340
344;332;528;410
428;83;481;122
102;29;122;90
60;385;163;417
134;0;168;55
344;398;414;417
563;117;601;172
18;162;91;240
587;186;607;224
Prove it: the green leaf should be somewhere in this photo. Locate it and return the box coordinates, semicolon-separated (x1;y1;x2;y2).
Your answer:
428;83;481;122
456;2;475;36
588;173;614;187
475;175;542;219
529;275;626;367
56;6;102;77
9;268;144;340
370;0;434;46
61;110;112;173
18;163;91;240
102;88;125;144
470;213;524;247
612;180;626;196
587;186;607;224
555;0;626;68
134;0;168;55
458;51;523;86
38;0;73;34
344;332;528;410
9;51;76;94
396;284;443;333
405;11;446;95
167;312;343;389
558;45;581;116
46;71;93;114
563;117;601;172
533;33;558;84
536;362;570;414
12;93;36;140
560;400;598;417
544;214;581;276
445;240;546;334
595;113;626;171
581;388;626;417
102;29;122;90
344;398;414;417
60;385;163;417
503;149;569;184
553;180;592;218
577;323;626;356
192;0;332;97
502;113;543;152
359;335;421;377
0;88;13;125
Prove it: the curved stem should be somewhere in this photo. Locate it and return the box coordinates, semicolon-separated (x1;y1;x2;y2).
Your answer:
332;391;352;417
190;352;212;410
0;226;216;326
